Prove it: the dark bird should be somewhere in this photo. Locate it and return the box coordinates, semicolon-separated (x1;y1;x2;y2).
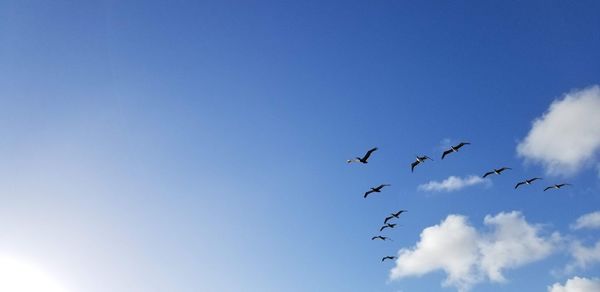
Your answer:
411;155;433;172
381;256;396;262
482;167;512;178
364;184;391;198
544;183;572;191
379;223;397;232
347;147;378;164
371;236;392;241
514;177;542;189
441;142;471;160
384;210;408;223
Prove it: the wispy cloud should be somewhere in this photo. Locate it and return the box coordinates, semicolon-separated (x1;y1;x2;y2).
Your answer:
418;175;489;192
566;240;600;273
548;276;600;292
571;211;600;230
517;85;600;176
389;211;560;292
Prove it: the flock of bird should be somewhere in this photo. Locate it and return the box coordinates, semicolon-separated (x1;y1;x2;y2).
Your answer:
347;142;572;263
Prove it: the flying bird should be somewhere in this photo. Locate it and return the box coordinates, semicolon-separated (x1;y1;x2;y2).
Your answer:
544;183;572;191
482;167;512;178
384;210;407;223
347;147;378;164
371;236;392;241
411;155;433;172
514;177;542;189
364;184;391;198
390;210;407;218
441;142;471;160
381;256;396;262
379;223;397;232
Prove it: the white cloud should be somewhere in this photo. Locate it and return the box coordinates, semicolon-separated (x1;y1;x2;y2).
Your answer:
548;276;600;292
571;211;600;230
417;175;489;192
566;240;600;272
390;211;559;292
479;212;558;282
517;85;600;176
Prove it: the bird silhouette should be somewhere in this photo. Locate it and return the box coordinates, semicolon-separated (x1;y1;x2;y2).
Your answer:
364;184;391;198
441;142;470;159
514;177;542;189
379;223;397;232
347;147;378;164
544;183;572;191
384;210;407;223
482;167;512;178
411;155;433;172
381;256;396;262
371;236;392;241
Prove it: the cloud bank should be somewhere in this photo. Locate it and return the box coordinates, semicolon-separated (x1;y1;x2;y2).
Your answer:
417;175;489;192
517;85;600;176
571;211;600;230
548;277;600;292
389;211;559;291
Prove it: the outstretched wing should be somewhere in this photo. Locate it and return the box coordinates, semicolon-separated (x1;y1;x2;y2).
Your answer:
393;210;407;217
384;216;394;224
514;182;525;189
456;142;471;148
499;167;512;172
544;186;552;191
364;190;374;198
529;177;542;183
424;155;433;161
441;149;452;160
483;171;494;178
379;225;388;232
361;147;378;161
411;161;419;172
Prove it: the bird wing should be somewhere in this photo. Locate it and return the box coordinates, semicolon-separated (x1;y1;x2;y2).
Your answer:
544;186;552;191
499;167;512;172
483;171;494;178
456;142;471;148
424;155;433;161
515;182;524;189
371;236;377;240
380;225;388;232
411;161;419;172
441;149;452;160
362;147;378;161
529;177;542;182
364;190;374;198
384;216;394;224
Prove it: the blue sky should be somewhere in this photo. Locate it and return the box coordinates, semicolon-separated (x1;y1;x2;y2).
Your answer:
1;1;600;291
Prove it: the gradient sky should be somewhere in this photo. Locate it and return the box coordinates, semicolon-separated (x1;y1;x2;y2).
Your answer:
1;1;600;291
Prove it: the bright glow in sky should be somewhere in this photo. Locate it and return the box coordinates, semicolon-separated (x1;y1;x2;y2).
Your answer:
0;256;67;292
